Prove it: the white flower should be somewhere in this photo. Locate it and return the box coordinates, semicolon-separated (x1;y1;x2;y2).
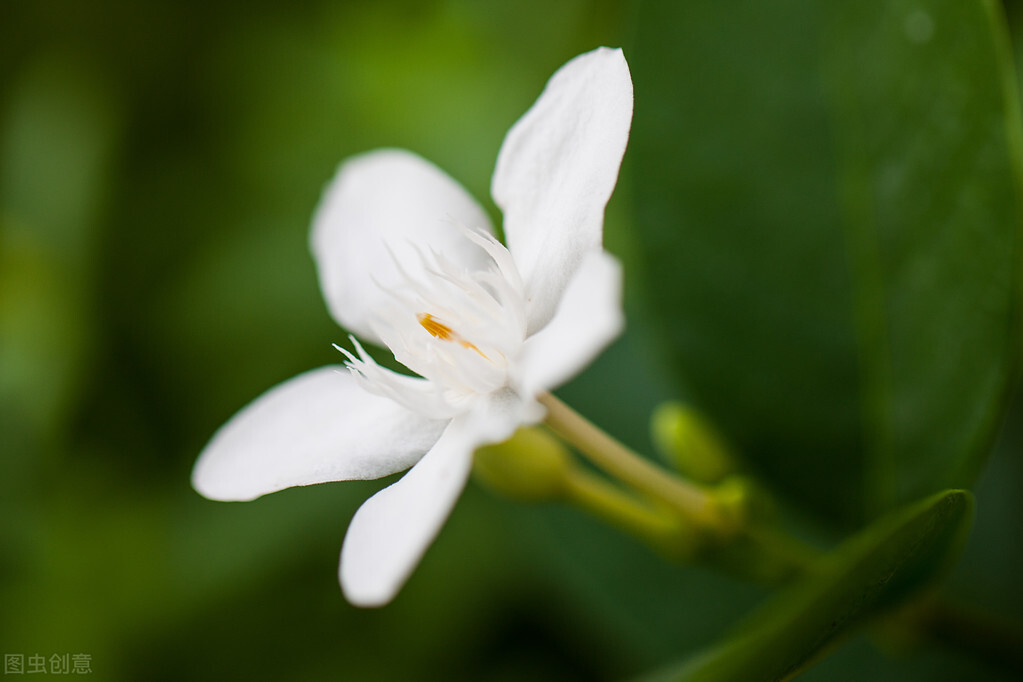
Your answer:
192;47;633;606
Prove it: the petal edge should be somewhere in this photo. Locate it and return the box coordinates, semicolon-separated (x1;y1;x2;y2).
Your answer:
312;149;496;344
339;417;476;606
492;47;633;333
192;366;447;501
518;250;624;394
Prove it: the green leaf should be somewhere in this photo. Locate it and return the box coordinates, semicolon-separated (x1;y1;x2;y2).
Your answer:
630;0;1023;524
655;490;974;682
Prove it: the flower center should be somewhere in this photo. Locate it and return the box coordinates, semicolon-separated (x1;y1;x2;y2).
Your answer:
340;225;529;419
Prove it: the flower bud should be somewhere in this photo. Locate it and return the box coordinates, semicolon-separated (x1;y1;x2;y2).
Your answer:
651;402;736;483
472;426;573;501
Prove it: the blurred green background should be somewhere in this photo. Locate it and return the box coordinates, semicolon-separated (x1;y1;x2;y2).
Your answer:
2;1;1022;680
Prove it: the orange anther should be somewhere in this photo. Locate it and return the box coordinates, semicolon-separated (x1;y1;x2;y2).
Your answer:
417;313;486;357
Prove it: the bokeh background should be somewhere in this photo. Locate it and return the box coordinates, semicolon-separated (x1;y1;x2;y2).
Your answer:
2;1;1022;680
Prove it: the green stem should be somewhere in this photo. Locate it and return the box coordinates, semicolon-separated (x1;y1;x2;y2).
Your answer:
539;392;722;529
540;392;821;581
561;467;694;557
706;523;818;584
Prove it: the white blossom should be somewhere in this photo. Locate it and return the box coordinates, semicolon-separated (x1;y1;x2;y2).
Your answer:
192;47;633;606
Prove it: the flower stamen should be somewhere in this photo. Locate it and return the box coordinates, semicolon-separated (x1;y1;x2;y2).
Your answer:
417;313;487;358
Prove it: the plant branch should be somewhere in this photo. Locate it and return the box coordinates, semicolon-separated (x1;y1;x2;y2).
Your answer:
539;392;723;530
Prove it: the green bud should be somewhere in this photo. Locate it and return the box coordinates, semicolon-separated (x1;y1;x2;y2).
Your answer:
472;426;573;501
651;402;736;483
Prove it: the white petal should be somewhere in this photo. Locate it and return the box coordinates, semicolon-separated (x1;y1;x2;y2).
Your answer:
339;416;475;607
339;391;533;607
311;149;496;344
519;250;624;393
491;47;633;333
192;366;447;502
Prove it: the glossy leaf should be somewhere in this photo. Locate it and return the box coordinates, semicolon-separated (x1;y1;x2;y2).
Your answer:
660;490;974;682
631;0;1023;523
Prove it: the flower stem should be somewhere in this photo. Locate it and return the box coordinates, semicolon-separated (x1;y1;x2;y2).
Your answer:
539;392;723;531
561;467;694;556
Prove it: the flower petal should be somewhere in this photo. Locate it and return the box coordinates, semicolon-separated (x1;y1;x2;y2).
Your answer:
519;250;624;393
311;149;496;345
339;389;532;607
192;366;447;502
339;416;475;607
491;47;633;333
